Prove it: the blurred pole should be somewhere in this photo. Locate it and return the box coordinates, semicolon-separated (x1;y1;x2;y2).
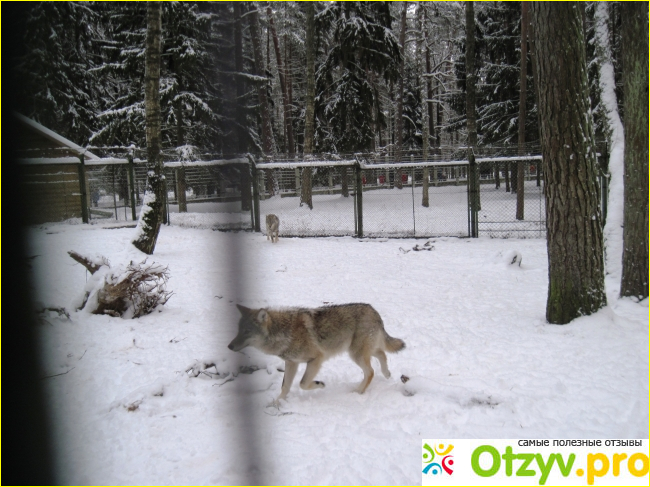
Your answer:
3;3;56;483
224;160;265;485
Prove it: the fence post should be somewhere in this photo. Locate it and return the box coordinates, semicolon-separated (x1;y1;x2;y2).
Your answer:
161;170;169;225
176;166;187;212
112;164;118;221
251;160;261;232
468;149;479;237
410;156;416;236
77;155;89;223
128;154;137;221
355;162;363;238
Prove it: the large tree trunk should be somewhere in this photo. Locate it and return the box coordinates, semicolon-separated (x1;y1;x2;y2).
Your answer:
516;2;528;220
301;1;315;209
394;2;407;189
419;3;429;208
132;2;164;255
531;1;607;324
620;2;649;300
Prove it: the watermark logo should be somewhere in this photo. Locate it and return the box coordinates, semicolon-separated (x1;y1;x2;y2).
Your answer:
422;439;649;486
423;442;454;476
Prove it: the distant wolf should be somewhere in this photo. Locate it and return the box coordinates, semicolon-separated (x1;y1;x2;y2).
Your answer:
266;214;279;243
228;303;405;402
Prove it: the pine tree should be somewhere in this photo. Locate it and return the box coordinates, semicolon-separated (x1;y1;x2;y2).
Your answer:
531;1;606;324
91;3;223;153
17;2;99;144
316;1;400;153
162;2;221;152
90;2;148;147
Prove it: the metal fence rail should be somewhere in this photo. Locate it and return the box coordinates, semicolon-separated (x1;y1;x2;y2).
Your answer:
33;140;627;240
20;152;551;238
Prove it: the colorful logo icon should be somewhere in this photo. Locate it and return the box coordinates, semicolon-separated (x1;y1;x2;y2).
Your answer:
423;442;454;476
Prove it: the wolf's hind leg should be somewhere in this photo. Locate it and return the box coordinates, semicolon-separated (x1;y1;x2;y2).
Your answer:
373;350;391;378
351;352;375;394
300;355;326;390
276;360;299;402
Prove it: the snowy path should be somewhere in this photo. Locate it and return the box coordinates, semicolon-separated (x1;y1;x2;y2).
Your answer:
28;224;648;485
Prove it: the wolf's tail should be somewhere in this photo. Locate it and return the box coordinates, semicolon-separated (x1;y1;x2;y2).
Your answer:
384;334;406;353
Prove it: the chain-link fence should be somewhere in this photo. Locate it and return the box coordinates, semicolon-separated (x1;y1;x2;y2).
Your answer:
474;159;546;238
19;142;609;239
256;162;357;237
359;164;470;238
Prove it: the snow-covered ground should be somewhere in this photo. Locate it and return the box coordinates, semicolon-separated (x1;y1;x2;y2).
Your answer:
28;223;647;485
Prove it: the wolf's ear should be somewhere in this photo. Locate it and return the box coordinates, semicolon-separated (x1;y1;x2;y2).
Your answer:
236;304;251;315
255;309;269;332
256;309;268;323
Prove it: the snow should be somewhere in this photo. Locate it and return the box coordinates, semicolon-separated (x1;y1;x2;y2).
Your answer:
595;1;625;300
28;222;648;485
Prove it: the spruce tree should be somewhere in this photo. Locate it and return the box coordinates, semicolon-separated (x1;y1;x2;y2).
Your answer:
17;2;99;144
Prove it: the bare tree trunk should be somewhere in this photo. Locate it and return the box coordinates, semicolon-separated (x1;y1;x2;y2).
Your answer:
247;3;275;196
419;3;429;207
301;1;315;209
620;1;649;299
340;167;349;197
133;2;164;255
516;1;528;220
394;2;407;189
233;2;251;212
527;8;542;188
287;38;294;154
426;42;435;147
465;2;480;210
267;4;294;155
531;1;606;324
465;3;477;149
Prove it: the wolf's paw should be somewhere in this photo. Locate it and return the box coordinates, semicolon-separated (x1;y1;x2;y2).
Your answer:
314;380;325;388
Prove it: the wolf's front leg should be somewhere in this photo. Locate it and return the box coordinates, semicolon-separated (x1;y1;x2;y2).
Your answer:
275;360;299;403
299;355;326;390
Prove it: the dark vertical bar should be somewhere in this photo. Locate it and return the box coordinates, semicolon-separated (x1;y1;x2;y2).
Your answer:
112;164;118;221
177;166;187;213
128;154;137;221
78;155;89;223
4;3;56;482
251;160;261;232
411;167;416;236
355;162;363;238
468;151;478;237
600;142;609;225
162;168;169;225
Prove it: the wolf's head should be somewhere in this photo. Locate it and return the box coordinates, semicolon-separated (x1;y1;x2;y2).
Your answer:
228;304;269;351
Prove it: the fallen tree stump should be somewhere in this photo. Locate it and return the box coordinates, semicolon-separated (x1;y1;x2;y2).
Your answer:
68;251;173;318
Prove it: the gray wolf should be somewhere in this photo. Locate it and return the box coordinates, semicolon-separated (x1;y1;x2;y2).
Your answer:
265;214;279;243
228;303;405;402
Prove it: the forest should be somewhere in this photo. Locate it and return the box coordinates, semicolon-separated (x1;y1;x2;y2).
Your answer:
12;1;649;316
14;1;627;157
